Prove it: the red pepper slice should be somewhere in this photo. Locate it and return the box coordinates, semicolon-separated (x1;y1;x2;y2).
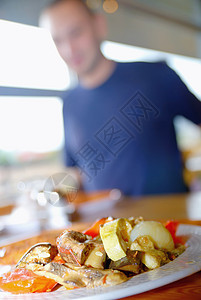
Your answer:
0;268;57;294
165;220;183;245
83;217;113;238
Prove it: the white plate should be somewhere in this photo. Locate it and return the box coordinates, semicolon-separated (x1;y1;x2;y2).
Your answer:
0;224;201;300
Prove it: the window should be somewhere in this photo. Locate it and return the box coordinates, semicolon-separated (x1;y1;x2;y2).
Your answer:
0;19;69;90
0;97;63;153
0;20;70;166
1;20;201;167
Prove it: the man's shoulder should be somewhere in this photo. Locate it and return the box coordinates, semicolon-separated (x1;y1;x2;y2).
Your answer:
62;85;81;106
117;60;169;72
62;86;80;99
114;61;173;86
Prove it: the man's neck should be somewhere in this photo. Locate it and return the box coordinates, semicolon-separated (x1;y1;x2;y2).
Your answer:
79;56;116;89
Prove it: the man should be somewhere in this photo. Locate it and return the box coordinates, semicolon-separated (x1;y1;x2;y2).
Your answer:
40;0;201;195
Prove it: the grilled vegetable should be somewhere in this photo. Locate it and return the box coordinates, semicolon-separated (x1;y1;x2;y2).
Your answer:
167;245;186;260
141;249;169;269
84;242;106;269
56;231;94;266
130;221;175;251
109;250;141;273
100;218;132;261
0;268;57;294
83;217;113;238
52;254;66;264
165;220;184;245
127;216;144;227
130;235;155;251
130;236;170;270
16;243;58;268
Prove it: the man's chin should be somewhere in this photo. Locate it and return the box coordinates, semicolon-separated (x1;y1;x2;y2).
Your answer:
69;58;101;78
68;63;85;75
72;66;92;78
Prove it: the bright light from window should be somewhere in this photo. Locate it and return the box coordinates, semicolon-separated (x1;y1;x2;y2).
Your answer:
0;19;69;90
0;97;64;153
102;41;201;99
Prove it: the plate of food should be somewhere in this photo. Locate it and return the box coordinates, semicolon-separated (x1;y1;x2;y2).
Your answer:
0;217;201;300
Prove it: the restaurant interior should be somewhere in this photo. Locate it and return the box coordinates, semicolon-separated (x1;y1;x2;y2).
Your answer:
0;1;201;298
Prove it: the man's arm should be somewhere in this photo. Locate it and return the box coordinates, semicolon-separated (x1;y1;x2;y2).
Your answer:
162;64;201;125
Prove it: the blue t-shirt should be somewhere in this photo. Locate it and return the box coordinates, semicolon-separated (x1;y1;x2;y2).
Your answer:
62;62;201;196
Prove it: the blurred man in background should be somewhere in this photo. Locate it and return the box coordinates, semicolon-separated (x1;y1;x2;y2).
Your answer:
40;0;201;196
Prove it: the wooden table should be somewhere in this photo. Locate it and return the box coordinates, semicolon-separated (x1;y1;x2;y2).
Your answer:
75;192;201;222
123;272;201;300
1;192;201;299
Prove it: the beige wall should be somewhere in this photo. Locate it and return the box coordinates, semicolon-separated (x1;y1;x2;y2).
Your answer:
104;0;201;59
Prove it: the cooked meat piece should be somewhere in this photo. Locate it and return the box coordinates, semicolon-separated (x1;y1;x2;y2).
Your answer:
36;262;86;289
109;250;141;273
35;262;127;289
56;231;94;266
0;231;60;266
16;243;58;268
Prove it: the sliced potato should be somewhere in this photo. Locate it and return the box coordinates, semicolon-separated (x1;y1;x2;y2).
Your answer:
84;243;106;269
141;249;169;269
130;221;174;251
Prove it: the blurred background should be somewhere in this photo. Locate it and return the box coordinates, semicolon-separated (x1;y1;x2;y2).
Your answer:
0;0;201;234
